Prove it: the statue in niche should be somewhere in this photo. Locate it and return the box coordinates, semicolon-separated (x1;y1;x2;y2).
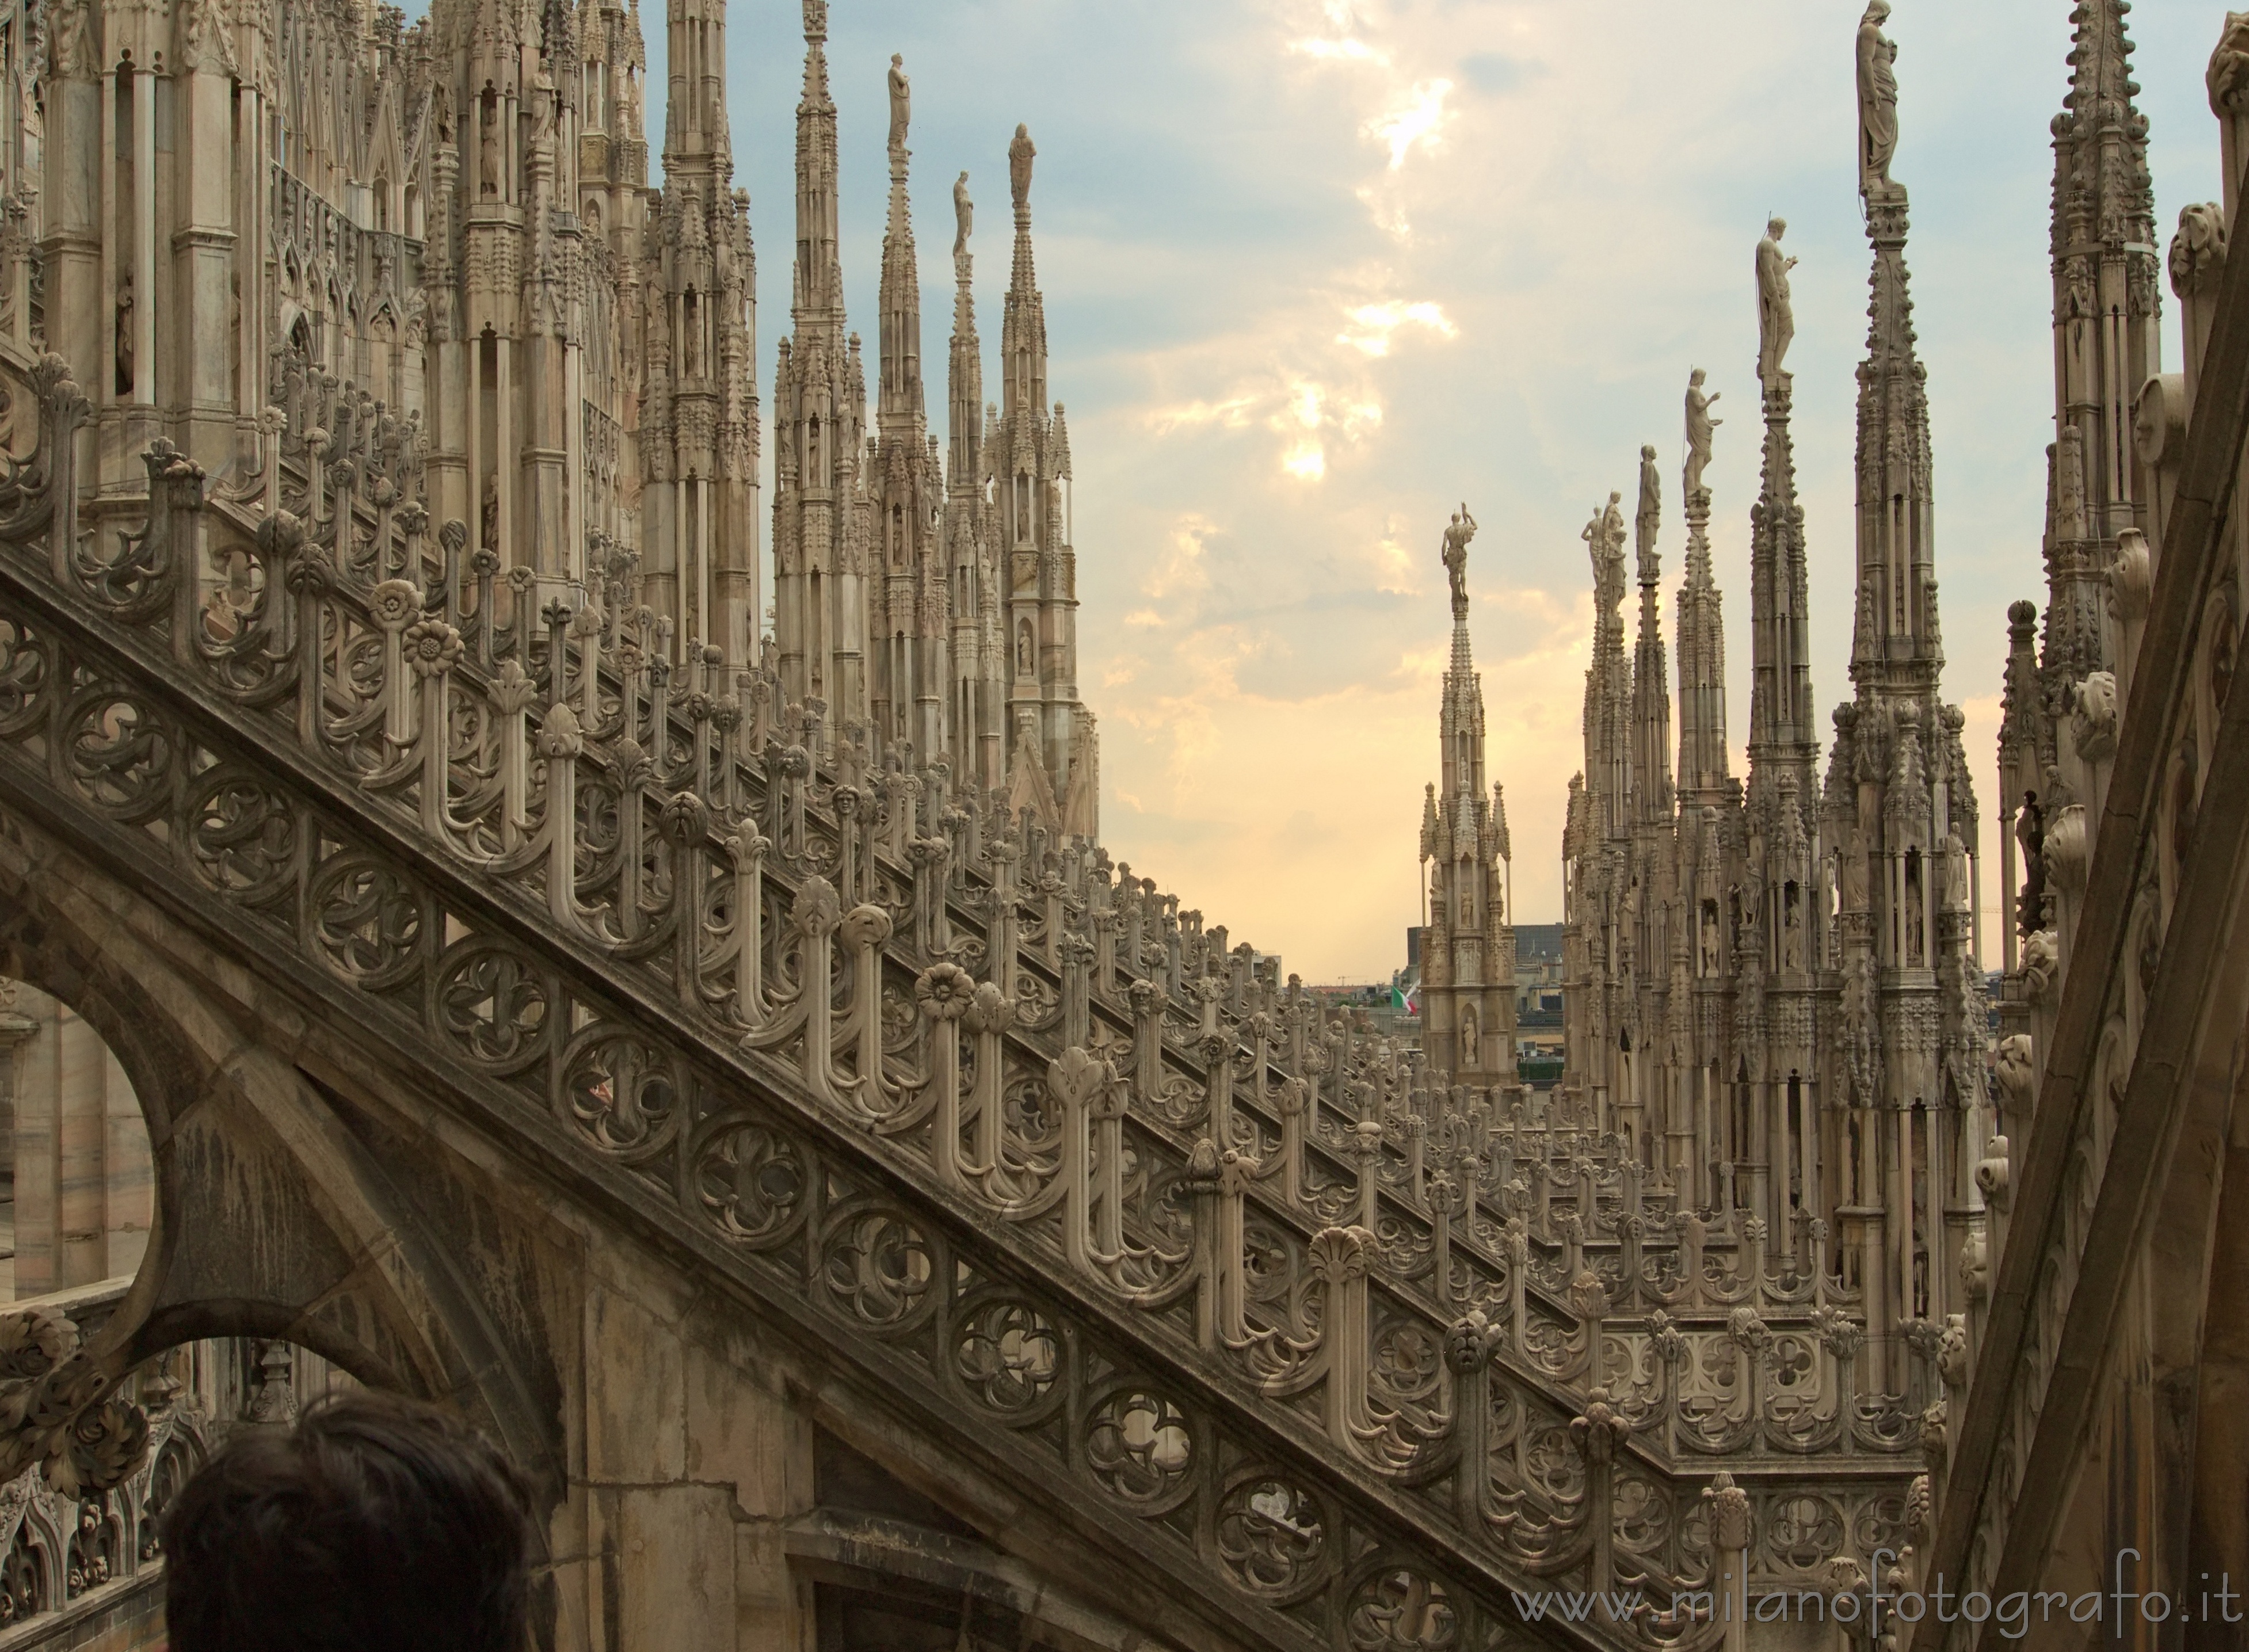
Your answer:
229;273;243;405
715;208;738;292
1755;218;1797;384
1945;830;1970;913
1843;826;1870;913
530;71;556;152
481;474;499;551
1459;1002;1480;1069
1009;124;1036;213
887;55;910;151
1683;369;1721;497
1857;1;1899;195
1440;503;1477;616
114;270;134;396
953;173;973;260
1016;621;1034;676
479;97;501;198
1905;854;1926;964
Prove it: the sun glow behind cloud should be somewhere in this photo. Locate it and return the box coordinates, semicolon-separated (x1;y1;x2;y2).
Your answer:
716;0;2226;981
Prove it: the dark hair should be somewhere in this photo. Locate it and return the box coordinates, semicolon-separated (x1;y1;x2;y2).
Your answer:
162;1388;535;1652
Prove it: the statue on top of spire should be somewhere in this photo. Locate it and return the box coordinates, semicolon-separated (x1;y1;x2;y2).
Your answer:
887;54;911;152
803;0;828;42
954;172;973;260
1756;217;1797;383
1442;505;1477;617
1635;445;1661;577
1009;124;1036;212
1857;1;1900;196
1684;369;1721;497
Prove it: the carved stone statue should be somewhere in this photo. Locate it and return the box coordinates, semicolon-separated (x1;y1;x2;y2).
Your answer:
1600;490;1625;561
2210;12;2249;113
49;0;96;79
953;172;973;260
1585;495;1626;616
803;0;828;40
887;55;910;151
1843;826;1870;913
481;473;500;551
1440;504;1477;616
531;71;556;150
2015;792;2048;934
479;98;501;198
1684;369;1721;498
1009;124;1036;213
1857;2;1899;195
1634;445;1660;570
2170;201;2228;301
1755;218;1797;383
1944;830;1969;913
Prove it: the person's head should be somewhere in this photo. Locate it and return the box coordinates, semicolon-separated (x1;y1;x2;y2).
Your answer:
1767;215;1787;240
162;1390;536;1652
1690;368;1707;387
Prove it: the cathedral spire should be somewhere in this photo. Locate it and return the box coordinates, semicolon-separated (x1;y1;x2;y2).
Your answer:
947;174;981;494
1749;218;1816;765
1848;4;1940;692
792;0;843;328
1676;381;1729;799
1000;124;1049;426
877;54;924;433
1630;444;1674;825
2041;0;2159;684
1580;491;1630;844
1423;508;1515;1081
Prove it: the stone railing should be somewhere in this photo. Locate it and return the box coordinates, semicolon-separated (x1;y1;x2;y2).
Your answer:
0;349;1922;1651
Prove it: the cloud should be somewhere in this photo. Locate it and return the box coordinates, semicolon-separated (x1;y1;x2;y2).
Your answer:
715;0;2225;979
1337;299;1457;356
1367;78;1454;170
1457;51;1535;96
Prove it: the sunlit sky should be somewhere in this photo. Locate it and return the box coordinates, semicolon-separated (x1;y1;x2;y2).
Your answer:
660;0;2224;982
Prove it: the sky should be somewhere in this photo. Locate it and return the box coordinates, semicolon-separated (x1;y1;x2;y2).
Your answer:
655;0;2226;983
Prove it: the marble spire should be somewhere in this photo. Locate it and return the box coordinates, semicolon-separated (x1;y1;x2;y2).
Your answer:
877;55;924;432
771;0;870;733
1847;162;1939;686
2040;0;2160;686
870;52;946;756
1676;399;1729;802
1630;446;1674;827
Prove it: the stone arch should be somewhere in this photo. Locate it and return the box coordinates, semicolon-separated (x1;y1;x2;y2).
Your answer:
0;807;566;1510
